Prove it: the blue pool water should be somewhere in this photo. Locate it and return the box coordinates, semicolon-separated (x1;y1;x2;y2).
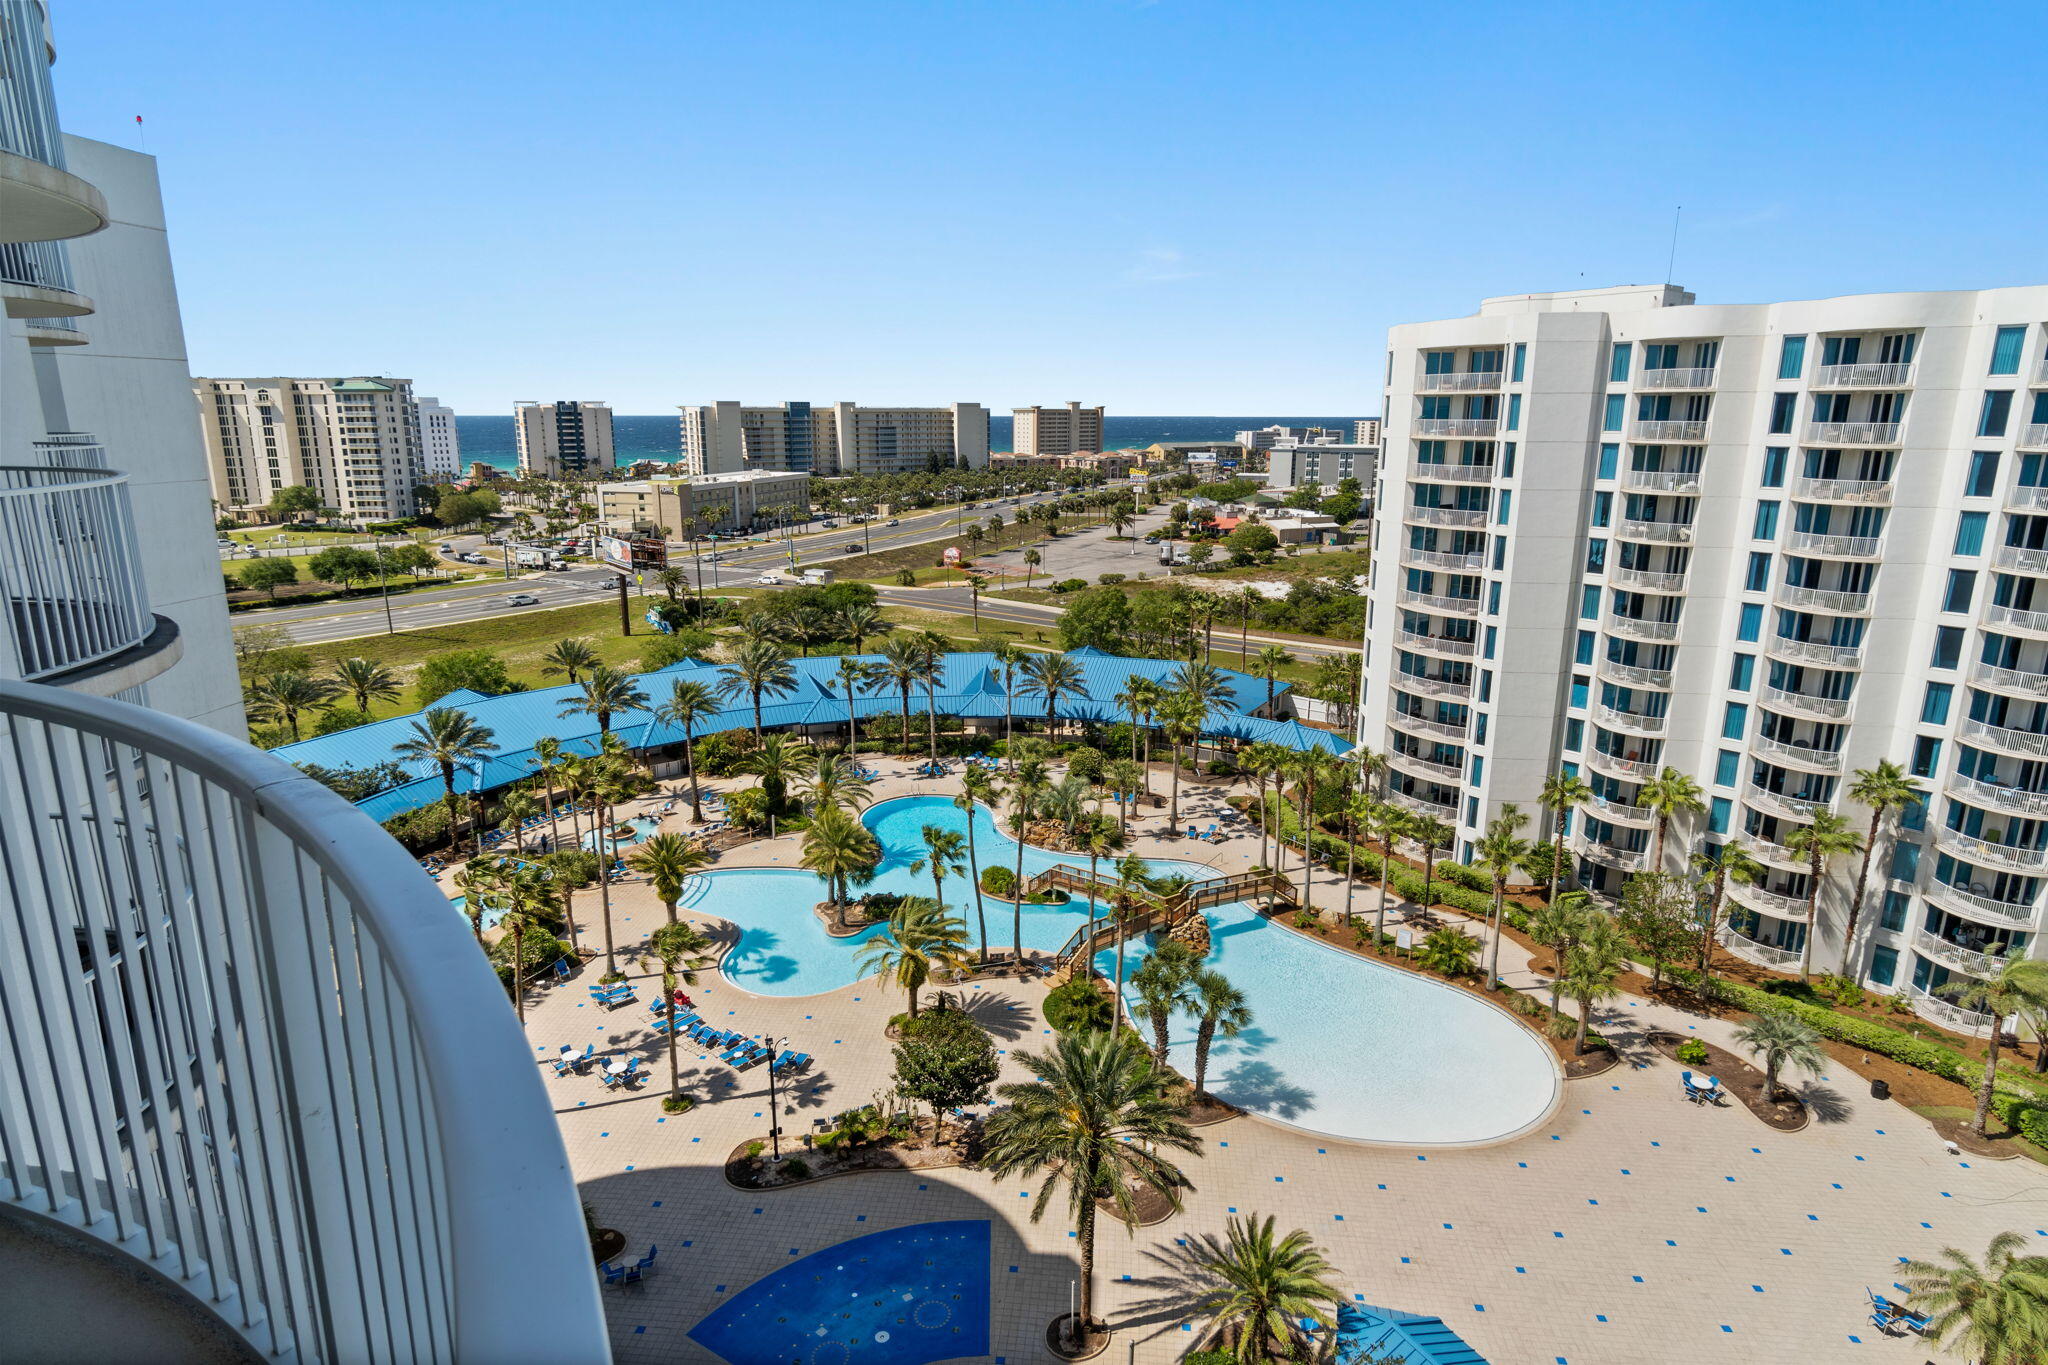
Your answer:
582;813;662;850
447;894;508;931
687;1219;990;1365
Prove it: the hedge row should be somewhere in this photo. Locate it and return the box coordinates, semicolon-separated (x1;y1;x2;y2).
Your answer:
1259;796;1529;931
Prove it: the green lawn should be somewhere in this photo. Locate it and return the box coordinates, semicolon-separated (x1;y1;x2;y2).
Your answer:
223;524;437;548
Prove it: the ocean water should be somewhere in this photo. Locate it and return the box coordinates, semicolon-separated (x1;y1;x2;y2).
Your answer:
451;414;1364;472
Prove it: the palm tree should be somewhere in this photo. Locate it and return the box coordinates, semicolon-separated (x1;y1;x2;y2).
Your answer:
1941;957;2048;1135
490;863;553;1023
916;630;952;768
913;826;968;915
648;920;714;1104
716;639;798;738
1730;1006;1826;1103
744;733;807;836
627;832;712;924
1231;585;1264;666
876;634;935;759
1236;740;1282;868
1635;766;1706;868
1899;1231;2048;1365
1009;754;1051;963
330;656;400;715
772;604;833;657
1529;891;1594;1016
1022;652;1087;738
1561;911;1627;1055
833;655;880;753
801;805;881;930
529;734;570;851
1840;760;1926;978
539;637;601;686
1021;546;1042;588
1338;791;1373;925
1189;968;1251;1097
393;707;498;848
1130;940;1198;1068
1537;769;1592;902
1784;810;1863;980
586;755;639;973
799;750;873;814
1476;804;1532;989
1365;800;1411;949
1408;813;1453;913
1172;659;1231;714
652;678;719;823
246;670;338;741
1040;774;1090;841
853;895;971;1020
1253;645;1291;711
495;789;541;850
992;643;1029;771
1099;851;1149;1023
557;664;648;736
957;768;998;962
980;1032;1200;1352
1286;747;1338;911
836;602;891;653
449;859;498;950
1104;758;1144;835
1692;841;1764;976
1185;1214;1346;1363
651;566;690;603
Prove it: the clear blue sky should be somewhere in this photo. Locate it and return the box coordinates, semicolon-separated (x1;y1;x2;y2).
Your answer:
51;0;2047;415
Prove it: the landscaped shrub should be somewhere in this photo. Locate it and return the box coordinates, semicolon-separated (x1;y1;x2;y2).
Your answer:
1051;578;1088;593
979;865;1017;897
1044;978;1114;1033
781;1158;811;1179
1432;860;1491;894
1676;1039;1710;1066
1065;746;1105;783
1205;758;1236;776
1097;572;1126;585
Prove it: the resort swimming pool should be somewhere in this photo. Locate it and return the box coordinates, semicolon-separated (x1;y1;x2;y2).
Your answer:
689;794;1559;1144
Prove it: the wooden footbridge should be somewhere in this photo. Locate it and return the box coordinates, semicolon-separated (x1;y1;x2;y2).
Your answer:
1046;868;1295;969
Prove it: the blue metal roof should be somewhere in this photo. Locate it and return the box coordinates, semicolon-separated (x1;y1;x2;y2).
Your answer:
1333;1304;1489;1365
272;650;1346;821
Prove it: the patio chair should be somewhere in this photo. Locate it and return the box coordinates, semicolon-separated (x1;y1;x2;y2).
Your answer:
552;1054;576;1078
549;958;572;983
631;1245;658;1279
1868;1289;1929;1335
599;1261;630;1288
1701;1075;1725;1104
1680;1069;1707;1104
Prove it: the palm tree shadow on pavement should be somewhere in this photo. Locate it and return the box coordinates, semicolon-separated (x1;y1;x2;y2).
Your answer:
1794;1079;1853;1124
956;989;1034;1041
1208;1059;1314;1120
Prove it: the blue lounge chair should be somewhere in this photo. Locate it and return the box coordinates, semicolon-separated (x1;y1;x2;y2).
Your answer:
650;1016;675;1037
1868;1289;1929;1334
775;1051;810;1074
549;958;572;983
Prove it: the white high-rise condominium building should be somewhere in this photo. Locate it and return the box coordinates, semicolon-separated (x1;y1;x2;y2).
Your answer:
0;7;604;1354
1354;417;1382;447
418;394;461;476
194;376;424;525
1013;402;1104;456
1367;283;2048;1023
515;399;615;478
680;400;989;476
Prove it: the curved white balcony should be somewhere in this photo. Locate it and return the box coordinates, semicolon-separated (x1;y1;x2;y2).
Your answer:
1586;747;1658;782
1993;543;2048;576
0;462;167;687
1961;715;2048;759
1785;529;1883;558
1751;734;1844;773
1812;361;1916;389
1914;928;2018;980
1766;634;1865;668
1792;476;1893;504
1596;656;1674;689
0;684;608;1363
1947;773;2048;819
1572;827;1650;872
1395;671;1474;701
1585;792;1654;827
1610;564;1688;593
1388;786;1458;817
1745;785;1828;823
1414;418;1499;438
1759;685;1853;721
1395;627;1476;658
1390;749;1463;784
1970;660;2048;700
0;148;111;244
1389;707;1469;742
1718;926;1803;971
1774;581;1873;615
1398;587;1482;616
1402;545;1487;572
1616;518;1694;544
1926;878;2037;926
1623;468;1703;493
1635;367;1717;391
2018;425;2048;452
1418;370;1502;392
2007;486;2048;513
1907;983;1994;1035
1595;702;1667;736
1985;603;2048;637
1728;879;1812;921
1804;420;1902;446
1935;825;2048;873
1633;418;1709;442
1411;462;1495;483
1403;504;1488;529
1607;614;1680;642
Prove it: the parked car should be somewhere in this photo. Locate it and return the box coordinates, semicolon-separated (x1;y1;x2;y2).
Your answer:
503;593;540;606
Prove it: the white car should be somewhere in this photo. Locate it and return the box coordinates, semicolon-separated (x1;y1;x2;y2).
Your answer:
503;593;540;607
757;573;782;586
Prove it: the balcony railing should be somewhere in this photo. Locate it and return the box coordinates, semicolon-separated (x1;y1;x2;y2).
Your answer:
1804;420;1902;446
2019;425;2048;452
1970;660;2048;699
1413;418;1499;438
30;433;108;469
1410;461;1495;483
1635;367;1717;391
1610;564;1688;593
1403;504;1488;529
1586;748;1658;782
1596;656;1674;689
1812;362;1916;389
1586;792;1654;826
0;683;608;1363
1752;734;1844;772
1607;614;1680;642
1389;708;1470;741
1935;825;2048;873
1908;983;1995;1035
1388;786;1458;816
1401;546;1487;572
1616;518;1694;544
1417;371;1502;392
1914;928;2018;980
1748;833;1807;868
1595;702;1667;735
1390;750;1463;784
1572;828;1650;872
1728;879;1812;921
1398;587;1482;616
1947;772;2048;819
1993;543;2048;575
1759;685;1852;721
2008;486;2048;513
1395;671;1474;701
1961;715;2048;758
1785;529;1883;558
1719;926;1803;970
1632;418;1709;442
1745;786;1828;823
1927;878;2037;926
1622;468;1702;493
1985;603;2048;636
1765;634;1865;668
0;463;154;682
1394;628;1476;658
1791;475;1892;504
1774;582;1873;615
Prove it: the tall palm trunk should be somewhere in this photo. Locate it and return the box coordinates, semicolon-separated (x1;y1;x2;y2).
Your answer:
1343;815;1359;924
684;735;703;824
1700;868;1727;975
1012;796;1028;965
1487;878;1505;988
1112;899;1130;1027
510;922;526;1022
1003;684;1015;774
1375;832;1394;951
1545;801;1563;904
1797;852;1821;980
1168;739;1183;828
966;821;986;964
899;685;914;759
596;792;618;973
439;764;458;854
1839;809;1883;978
750;691;764;740
1073;1187;1099;1346
541;770;560;850
925;677;940;769
1975;1033;2004;1135
846;684;860;755
1296;777;1315;912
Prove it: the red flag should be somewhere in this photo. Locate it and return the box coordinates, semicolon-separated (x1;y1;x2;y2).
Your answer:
135;115;143;124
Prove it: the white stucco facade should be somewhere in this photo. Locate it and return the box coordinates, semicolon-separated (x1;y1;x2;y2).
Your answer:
418;395;460;477
680;400;989;476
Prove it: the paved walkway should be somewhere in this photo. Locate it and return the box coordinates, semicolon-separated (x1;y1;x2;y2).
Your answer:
499;757;2043;1364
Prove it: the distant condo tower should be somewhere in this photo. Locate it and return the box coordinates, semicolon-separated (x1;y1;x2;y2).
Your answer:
679;401;989;476
1012;402;1105;457
418;395;461;476
195;376;425;527
516;399;615;478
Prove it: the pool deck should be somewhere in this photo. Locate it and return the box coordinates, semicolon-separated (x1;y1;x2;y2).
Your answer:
508;754;2031;1364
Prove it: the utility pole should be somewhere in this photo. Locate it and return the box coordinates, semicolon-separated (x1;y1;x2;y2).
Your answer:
376;535;395;634
616;572;631;636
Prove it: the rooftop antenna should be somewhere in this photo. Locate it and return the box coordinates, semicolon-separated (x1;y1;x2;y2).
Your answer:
1664;205;1682;286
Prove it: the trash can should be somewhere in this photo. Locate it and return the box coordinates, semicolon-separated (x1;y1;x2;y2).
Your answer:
1870;1078;1891;1101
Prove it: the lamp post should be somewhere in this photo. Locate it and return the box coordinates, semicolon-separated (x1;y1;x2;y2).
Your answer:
765;1035;786;1161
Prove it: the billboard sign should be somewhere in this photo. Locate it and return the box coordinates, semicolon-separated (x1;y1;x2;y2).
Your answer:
598;534;669;571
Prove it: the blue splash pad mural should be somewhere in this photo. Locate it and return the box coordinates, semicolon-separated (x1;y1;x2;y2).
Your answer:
688;1219;992;1365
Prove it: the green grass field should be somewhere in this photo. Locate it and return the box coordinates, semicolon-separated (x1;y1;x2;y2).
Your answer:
223;524;437;548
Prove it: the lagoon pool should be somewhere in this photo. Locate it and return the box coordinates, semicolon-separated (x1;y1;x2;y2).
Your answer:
687;793;1559;1144
582;813;662;851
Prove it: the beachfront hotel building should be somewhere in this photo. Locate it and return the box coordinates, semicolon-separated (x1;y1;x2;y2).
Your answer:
1364;282;2048;1020
418;393;461;476
194;375;426;524
515;398;615;478
595;468;811;536
1012;402;1104;457
680;400;990;476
